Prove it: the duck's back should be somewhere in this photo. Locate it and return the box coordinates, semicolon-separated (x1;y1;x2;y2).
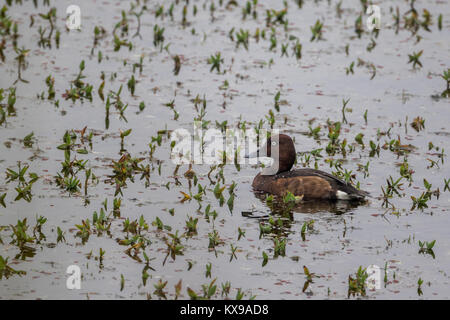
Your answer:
252;168;368;200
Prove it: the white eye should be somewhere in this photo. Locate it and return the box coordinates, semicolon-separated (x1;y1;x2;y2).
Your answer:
271;141;277;146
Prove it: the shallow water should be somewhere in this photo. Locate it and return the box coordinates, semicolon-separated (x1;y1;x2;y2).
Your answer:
0;0;449;299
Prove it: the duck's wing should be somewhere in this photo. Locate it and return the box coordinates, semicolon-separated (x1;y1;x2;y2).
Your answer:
278;168;370;199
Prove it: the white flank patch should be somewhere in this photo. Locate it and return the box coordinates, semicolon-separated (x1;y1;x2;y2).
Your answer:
336;190;351;200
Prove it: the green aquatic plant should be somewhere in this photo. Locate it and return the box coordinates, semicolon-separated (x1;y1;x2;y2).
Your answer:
56;226;65;243
229;244;238;262
92;207;112;236
108;85;129;122
444;179;450;192
205;262;212;278
281;43;289;57
440;69;450;98
173;55;181;75
5;162;38;202
408;50;423;69
13;47;30;84
262;251;268;267
354;15;363;38
366;38;376;52
417;277;423;296
308;125;321;139
274;91;281;112
10;218;35;248
310;19;323;41
32;215;47;244
92;25;106;49
346;61;354;75
120;274;125;291
130;3;146;39
236;29;249;50
410;116;425;132
62;176;80;193
265;109;275;128
411;191;431;211
152;216;170;231
341;98;350;123
0;193;6;208
202;278;217;299
208;229;222;250
127;75;136;95
269;33;277;51
63;60;93;102
113;34;132;52
273;237;286;258
37;7;57;48
153;279;168;299
355;133;364;148
163;230;184;265
418;240;435;259
181;5;188;27
227;181;237;213
221;281;231;298
348;266;368;298
326;121;341;155
75;219;91;244
266;8;287;27
44;75;55;100
208;52;223;73
369;140;380;157
0;255;26;279
113;10;129;37
185;216;198;235
187;278;218;300
301;220;314;241
293;40;302;60
302;265;318;292
119;128;132;153
153;24;165;48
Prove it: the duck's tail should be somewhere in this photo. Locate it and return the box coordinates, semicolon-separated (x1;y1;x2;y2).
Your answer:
336;185;370;201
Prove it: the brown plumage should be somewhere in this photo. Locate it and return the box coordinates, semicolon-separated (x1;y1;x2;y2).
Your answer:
248;134;369;201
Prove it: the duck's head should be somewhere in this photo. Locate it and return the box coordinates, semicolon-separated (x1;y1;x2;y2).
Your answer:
246;134;296;175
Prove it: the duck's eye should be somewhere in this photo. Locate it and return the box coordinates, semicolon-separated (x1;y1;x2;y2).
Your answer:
271;141;277;146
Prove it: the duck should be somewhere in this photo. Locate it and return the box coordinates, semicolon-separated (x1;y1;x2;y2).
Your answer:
246;134;369;201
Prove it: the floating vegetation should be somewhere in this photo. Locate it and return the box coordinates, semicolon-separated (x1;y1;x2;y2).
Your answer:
348;266;368;298
0;255;26;279
0;0;449;301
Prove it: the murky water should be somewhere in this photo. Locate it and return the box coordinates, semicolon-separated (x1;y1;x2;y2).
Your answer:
0;0;449;299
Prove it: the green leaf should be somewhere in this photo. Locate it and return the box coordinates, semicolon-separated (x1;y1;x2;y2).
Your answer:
0;194;6;208
187;287;198;299
121;129;132;137
227;194;234;212
262;251;268;267
57;143;70;150
208;284;217;298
